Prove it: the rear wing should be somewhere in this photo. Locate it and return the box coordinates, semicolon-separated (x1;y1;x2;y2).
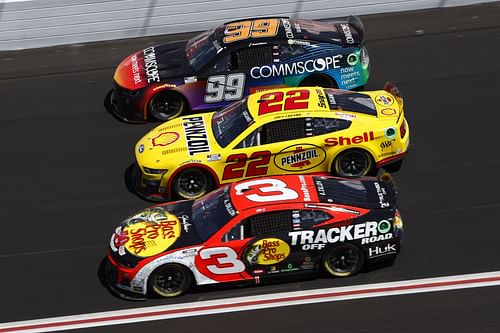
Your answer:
347;15;365;41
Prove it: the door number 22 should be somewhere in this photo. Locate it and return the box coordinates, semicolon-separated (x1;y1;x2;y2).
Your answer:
205;73;246;103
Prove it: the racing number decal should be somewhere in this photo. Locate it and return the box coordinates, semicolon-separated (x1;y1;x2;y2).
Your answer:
198;247;245;275
258;89;310;115
222;151;271;180
234;178;299;202
205;73;246;103
223;19;279;43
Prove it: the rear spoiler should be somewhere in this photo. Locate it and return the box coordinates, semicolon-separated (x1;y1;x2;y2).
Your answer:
384;82;404;121
377;169;398;205
347;15;365;41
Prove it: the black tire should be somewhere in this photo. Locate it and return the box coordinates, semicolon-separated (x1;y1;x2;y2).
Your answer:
332;149;373;177
299;74;336;88
149;264;192;298
323;243;365;277
172;168;214;200
148;91;185;121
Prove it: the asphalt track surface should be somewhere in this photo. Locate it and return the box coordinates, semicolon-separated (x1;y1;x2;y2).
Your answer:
1;3;500;332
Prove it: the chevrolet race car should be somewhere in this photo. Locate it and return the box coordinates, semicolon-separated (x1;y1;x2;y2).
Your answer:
104;173;404;299
108;16;369;122
132;85;409;201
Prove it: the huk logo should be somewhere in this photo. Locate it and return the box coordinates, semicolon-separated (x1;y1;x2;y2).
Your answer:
368;243;397;257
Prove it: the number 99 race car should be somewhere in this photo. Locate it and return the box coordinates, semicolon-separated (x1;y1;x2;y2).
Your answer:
103;173;403;300
108;16;369;122
132;85;409;201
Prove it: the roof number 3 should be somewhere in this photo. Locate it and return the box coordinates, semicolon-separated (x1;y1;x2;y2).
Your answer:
234;178;299;202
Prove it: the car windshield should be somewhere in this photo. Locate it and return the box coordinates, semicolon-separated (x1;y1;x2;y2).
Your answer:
192;185;236;241
211;99;254;147
324;89;377;116
185;27;224;71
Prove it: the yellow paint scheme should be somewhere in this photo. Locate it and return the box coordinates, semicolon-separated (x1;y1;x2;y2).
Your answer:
134;86;409;196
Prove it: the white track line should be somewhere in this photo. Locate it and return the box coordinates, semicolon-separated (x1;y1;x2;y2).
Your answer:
2;270;500;333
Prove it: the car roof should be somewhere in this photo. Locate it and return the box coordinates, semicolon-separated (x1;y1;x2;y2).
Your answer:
245;86;380;119
213;17;345;46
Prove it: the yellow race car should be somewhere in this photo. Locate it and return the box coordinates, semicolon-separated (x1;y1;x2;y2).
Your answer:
132;85;409;201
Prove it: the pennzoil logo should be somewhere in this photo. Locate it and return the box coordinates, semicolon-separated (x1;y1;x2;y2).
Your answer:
245;238;290;265
182;116;211;156
275;144;326;172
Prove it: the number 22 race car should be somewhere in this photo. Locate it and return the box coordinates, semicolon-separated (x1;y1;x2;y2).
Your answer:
103;173;403;299
107;16;369;122
131;85;409;201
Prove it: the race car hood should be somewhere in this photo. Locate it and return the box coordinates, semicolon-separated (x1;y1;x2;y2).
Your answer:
109;200;202;267
135;113;220;169
114;40;194;91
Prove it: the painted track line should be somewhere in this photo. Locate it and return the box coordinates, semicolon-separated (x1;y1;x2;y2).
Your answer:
2;270;500;332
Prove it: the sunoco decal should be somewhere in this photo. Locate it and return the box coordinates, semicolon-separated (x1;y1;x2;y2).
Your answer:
245;238;290;265
275;144;326;172
182;116;211;156
110;208;181;257
288;220;392;250
152;132;180;147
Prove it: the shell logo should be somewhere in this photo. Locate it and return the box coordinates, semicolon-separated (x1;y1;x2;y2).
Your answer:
245;238;291;265
119;213;181;257
152;132;180;147
381;108;397;116
275;144;326;172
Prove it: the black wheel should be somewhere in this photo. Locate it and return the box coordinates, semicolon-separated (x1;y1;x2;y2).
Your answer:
172;168;214;200
149;264;192;298
332;149;373;177
323;243;365;277
299;74;336;88
148;91;185;121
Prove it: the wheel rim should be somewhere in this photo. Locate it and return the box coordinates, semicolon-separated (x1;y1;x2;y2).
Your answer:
150;94;182;120
176;169;208;198
153;266;186;295
337;151;370;177
327;246;360;274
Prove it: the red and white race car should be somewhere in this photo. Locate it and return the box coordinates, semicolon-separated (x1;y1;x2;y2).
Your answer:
103;173;403;299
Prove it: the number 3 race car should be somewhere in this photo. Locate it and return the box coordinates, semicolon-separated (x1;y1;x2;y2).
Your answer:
132;85;409;201
108;16;369;122
104;173;403;299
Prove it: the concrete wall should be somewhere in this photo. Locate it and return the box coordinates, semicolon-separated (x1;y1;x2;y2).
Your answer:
0;0;497;50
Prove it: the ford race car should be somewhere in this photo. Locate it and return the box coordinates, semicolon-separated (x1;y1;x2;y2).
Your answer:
104;173;404;299
132;85;409;201
108;16;369;122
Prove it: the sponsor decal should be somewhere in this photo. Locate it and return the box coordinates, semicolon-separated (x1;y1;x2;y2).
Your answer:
325;90;337;107
340;66;360;85
224;198;236;216
374;182;390;208
316;88;327;108
153;83;177;91
281;18;294;39
138;144;144;153
245;238;290;265
152;132;180;147
380;139;395;150
361;233;393;244
250;55;342;79
346;53;358;66
294;22;302;33
324;131;374;146
301;256;314;269
385;127;397;139
381;108;397;116
289;220;392;250
184;76;197;84
207;153;222;162
368;243;397;258
130;54;142;85
275;144;326;171
299;175;312;202
287;39;310;46
179;214;191;233
182;116;211;156
110;208;181;257
340;23;355;44
143;47;160;84
375;94;394;106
